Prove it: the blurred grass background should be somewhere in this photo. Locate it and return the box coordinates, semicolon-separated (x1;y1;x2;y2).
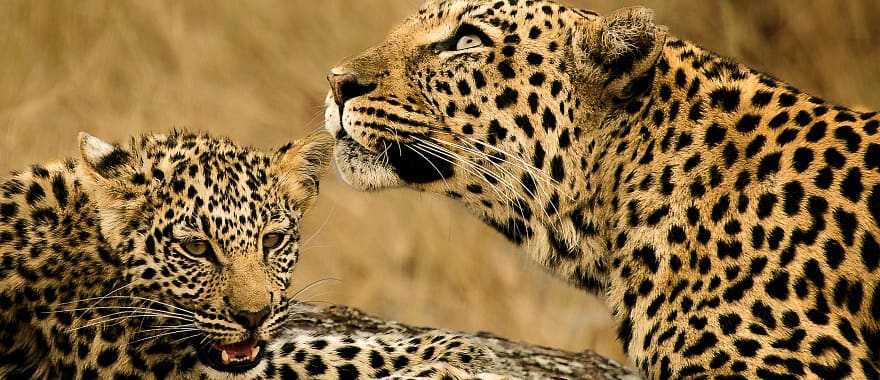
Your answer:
1;0;879;364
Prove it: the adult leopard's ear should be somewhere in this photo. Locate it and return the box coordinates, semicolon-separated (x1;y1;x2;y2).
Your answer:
571;6;668;100
273;131;335;210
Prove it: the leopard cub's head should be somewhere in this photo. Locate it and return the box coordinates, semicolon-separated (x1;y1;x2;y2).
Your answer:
78;130;333;374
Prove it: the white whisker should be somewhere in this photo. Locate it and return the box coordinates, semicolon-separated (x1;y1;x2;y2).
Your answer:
128;329;197;346
169;333;203;346
301;205;337;250
291;278;341;302
136;324;198;335
57;296;195;316
404;144;453;192
428;137;559;219
411;140;520;208
409;141;531;233
69;312;190;332
413;139;536;244
52;306;194;320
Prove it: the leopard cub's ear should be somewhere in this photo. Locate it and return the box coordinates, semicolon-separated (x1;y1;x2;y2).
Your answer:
572;6;668;99
78;132;136;181
78;132;145;248
272;131;335;210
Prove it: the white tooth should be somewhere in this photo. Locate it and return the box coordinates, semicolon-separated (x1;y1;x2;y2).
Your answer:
221;350;230;364
251;346;261;360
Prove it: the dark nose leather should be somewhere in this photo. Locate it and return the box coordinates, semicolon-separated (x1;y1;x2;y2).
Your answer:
328;72;376;106
231;307;270;330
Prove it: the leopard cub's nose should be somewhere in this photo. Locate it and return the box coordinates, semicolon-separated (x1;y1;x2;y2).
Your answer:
328;71;376;106
231;307;270;330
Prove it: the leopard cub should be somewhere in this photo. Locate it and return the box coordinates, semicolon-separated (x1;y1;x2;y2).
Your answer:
0;130;498;379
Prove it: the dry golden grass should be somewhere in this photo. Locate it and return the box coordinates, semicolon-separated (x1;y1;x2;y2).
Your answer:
2;0;879;364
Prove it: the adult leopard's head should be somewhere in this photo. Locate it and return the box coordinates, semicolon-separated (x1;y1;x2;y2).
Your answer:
325;0;667;242
78;131;332;375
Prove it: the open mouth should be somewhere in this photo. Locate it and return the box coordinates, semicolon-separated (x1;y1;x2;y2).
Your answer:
197;336;267;373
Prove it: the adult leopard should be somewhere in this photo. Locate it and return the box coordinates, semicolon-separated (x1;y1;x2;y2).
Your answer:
324;0;880;378
0;130;498;379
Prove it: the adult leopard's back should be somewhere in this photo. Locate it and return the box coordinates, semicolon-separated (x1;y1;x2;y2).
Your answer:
324;0;880;378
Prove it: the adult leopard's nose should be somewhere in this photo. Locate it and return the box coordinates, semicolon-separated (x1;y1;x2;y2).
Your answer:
327;71;376;106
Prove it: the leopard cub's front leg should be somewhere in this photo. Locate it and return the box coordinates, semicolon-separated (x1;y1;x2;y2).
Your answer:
382;333;507;379
263;331;504;379
385;362;513;380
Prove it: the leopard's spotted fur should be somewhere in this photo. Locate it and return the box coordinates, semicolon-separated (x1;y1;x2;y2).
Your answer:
325;1;880;378
0;130;499;379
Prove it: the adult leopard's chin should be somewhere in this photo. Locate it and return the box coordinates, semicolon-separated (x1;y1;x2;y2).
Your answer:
332;134;404;192
331;130;456;190
324;94;402;191
324;92;454;191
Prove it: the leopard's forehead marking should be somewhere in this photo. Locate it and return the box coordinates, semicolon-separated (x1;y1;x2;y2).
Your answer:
137;133;291;255
413;0;597;23
405;0;573;44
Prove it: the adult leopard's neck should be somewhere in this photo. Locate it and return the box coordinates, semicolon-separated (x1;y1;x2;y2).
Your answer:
575;37;879;363
523;36;842;294
599;36;823;274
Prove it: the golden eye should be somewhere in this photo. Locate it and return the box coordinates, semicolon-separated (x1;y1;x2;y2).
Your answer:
262;233;285;250
455;34;483;51
181;240;212;257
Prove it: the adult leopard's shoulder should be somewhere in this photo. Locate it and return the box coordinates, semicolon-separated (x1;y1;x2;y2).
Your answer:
325;1;880;378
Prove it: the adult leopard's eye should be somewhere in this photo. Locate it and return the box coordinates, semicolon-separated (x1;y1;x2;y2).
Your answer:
182;240;212;257
436;23;493;53
262;233;285;250
455;35;483;51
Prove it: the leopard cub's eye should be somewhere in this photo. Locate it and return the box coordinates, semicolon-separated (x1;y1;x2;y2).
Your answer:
262;233;285;250
455;35;483;51
181;240;212;257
